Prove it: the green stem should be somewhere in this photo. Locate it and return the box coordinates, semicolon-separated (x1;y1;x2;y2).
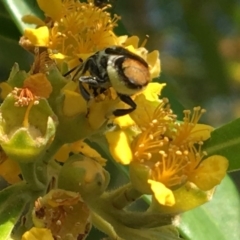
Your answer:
19;161;45;191
111;183;143;209
43;137;63;165
36;137;64;188
91;211;122;240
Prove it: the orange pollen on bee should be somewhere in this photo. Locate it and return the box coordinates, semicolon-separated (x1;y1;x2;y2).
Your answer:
122;58;151;87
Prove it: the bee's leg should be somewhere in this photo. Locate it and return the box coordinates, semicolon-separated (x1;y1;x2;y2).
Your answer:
78;82;91;101
78;76;103;100
113;94;136;116
79;76;100;86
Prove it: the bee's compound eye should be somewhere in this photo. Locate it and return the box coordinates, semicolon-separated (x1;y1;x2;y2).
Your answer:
122;58;151;87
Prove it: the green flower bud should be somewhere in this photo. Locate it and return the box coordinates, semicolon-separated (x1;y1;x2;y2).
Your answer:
0;94;58;163
58;154;110;199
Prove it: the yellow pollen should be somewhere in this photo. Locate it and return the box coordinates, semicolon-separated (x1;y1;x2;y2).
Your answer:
176;150;182;155
159;150;167;157
163;136;169;142
134;152;139;158
183;150;189;155
147;153;152;160
152;119;158;124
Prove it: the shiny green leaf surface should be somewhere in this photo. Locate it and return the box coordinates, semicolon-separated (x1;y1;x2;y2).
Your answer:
203;118;240;172
179;175;240;240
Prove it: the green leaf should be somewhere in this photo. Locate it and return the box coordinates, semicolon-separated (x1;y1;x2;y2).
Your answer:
179;175;240;240
203;118;240;172
0;182;26;205
0;184;30;240
2;0;43;33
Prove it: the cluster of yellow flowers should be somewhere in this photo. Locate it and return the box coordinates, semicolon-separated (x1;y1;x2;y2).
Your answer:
0;0;228;239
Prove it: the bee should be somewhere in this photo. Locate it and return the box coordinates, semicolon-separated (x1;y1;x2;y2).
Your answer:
71;46;151;116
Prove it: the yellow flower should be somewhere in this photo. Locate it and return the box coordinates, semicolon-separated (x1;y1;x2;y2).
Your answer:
106;96;229;207
22;227;54;240
22;0;120;65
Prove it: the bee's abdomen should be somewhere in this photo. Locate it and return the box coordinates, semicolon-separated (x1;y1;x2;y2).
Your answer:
121;58;150;89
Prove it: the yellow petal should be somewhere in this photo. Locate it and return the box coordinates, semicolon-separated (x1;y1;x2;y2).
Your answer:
123;36;140;48
140;82;166;102
0;158;21;184
22;15;45;26
152;182;214;214
87;96;119;130
105;130;133;164
189;155;229;191
130;83;166;127
147;50;161;79
22;227;54;240
61;81;78;92
113;114;136;128
0;82;12;100
190;124;214;141
117;35;129;45
24;26;49;47
50;53;67;60
37;0;62;20
71;140;107;166
62;90;87;117
148;180;175;206
54;144;71;162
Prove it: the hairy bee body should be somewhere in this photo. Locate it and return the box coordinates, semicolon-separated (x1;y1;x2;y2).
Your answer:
72;46;151;116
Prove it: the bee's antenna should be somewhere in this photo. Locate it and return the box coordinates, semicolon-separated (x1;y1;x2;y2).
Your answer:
63;58;83;78
63;65;79;77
